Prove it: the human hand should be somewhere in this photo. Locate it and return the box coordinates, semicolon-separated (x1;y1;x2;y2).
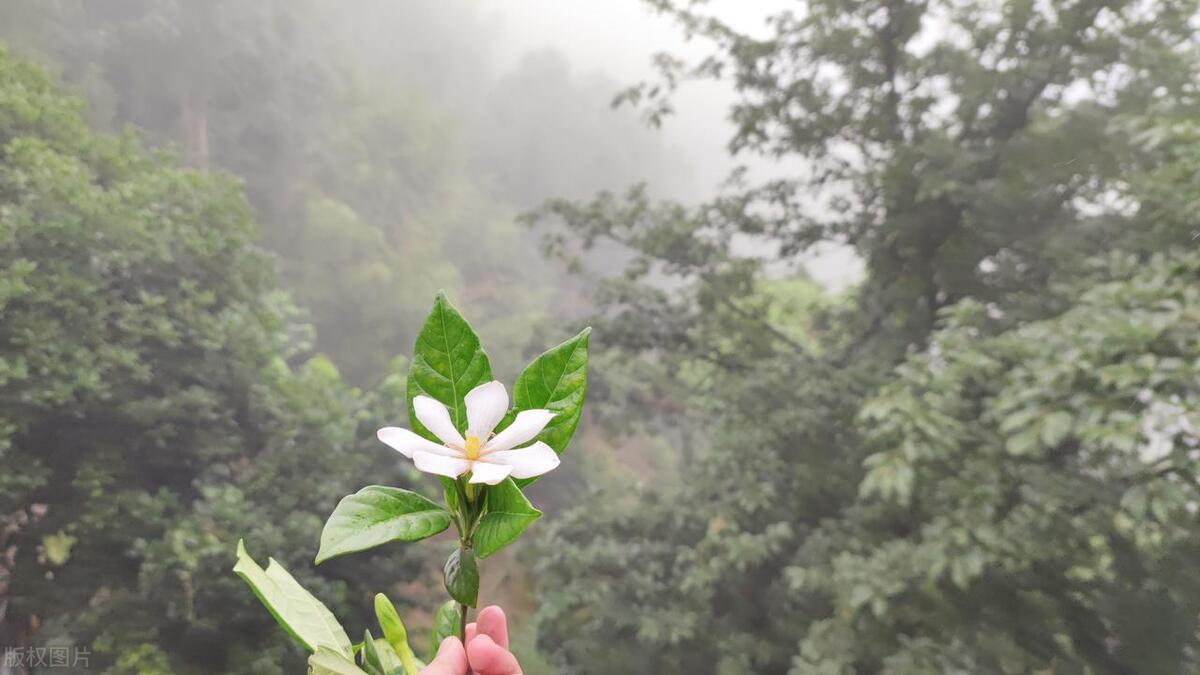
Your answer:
421;605;522;675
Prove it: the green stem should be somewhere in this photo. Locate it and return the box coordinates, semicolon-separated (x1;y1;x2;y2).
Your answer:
453;477;480;645
458;601;468;645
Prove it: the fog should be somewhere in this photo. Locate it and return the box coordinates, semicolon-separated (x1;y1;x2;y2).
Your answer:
2;1;1196;673
483;0;862;287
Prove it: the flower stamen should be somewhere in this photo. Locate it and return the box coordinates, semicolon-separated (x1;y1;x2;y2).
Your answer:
463;435;482;461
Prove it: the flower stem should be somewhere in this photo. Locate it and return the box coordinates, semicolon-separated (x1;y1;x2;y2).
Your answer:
453;477;479;645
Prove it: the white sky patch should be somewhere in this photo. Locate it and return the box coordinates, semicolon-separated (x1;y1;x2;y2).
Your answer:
481;0;862;290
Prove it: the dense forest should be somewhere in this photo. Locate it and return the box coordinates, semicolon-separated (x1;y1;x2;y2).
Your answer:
1;1;1199;674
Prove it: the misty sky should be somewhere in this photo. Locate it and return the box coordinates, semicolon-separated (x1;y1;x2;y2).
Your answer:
482;0;863;289
484;0;781;188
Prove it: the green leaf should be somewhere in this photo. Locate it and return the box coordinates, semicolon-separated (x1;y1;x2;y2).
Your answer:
361;630;405;675
374;594;422;675
509;328;590;487
407;291;493;440
232;540;352;658
374;641;407;675
1005;426;1040;456
427;600;461;662
473;479;542;559
1040;410;1074;447
443;546;480;607
443;483;460;516
309;647;369;675
316;486;452;564
361;629;385;675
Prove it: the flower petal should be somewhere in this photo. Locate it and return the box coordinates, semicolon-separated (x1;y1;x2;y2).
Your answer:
377;426;453;458
484;409;555;452
467;461;513;485
413;395;465;447
412;450;470;478
465;380;508;440
486;441;560;479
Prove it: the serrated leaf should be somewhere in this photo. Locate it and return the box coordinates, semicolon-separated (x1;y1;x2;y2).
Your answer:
374;594;422;675
443;546;480;607
473;479;542;558
427;600;461;662
233;540;352;658
316;486;452;564
508;328;590;486
309;647;369;675
407;292;493;440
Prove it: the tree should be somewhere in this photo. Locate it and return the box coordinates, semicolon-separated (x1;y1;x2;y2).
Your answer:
0;47;439;673
0;0;562;386
801;249;1200;673
528;0;1200;672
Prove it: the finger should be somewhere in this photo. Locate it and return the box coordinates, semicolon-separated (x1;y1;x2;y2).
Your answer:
474;605;509;649
466;633;522;675
420;636;467;675
465;621;478;645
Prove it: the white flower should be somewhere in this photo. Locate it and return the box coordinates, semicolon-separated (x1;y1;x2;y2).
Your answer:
376;381;560;485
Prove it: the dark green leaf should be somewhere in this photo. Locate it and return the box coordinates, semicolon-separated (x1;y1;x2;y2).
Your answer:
316;486;452;564
443;546;480;607
407;292;493;440
473;479;542;558
509;328;590;487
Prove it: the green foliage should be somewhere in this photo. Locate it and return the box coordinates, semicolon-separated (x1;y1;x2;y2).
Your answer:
474;479;543;559
529;0;1200;673
233;540;353;658
510;327;591;485
235;547;428;675
309;647;369;675
801;251;1200;672
374;594;423;675
0;0;577;386
0;46;442;673
249;293;584;665
5;0;1198;672
361;630;406;675
407;292;494;441
427;601;461;662
442;547;480;607
316;486;452;564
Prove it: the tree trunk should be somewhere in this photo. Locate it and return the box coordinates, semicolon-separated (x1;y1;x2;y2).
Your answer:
179;0;215;171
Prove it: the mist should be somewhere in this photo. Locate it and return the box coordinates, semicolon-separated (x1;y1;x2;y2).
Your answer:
1;1;1197;673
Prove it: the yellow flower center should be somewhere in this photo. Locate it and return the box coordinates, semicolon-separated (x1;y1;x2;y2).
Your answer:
463;435;482;461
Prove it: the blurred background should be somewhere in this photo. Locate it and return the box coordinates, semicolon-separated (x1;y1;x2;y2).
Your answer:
0;0;1198;673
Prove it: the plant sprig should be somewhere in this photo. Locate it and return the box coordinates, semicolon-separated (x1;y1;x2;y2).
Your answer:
233;292;589;671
